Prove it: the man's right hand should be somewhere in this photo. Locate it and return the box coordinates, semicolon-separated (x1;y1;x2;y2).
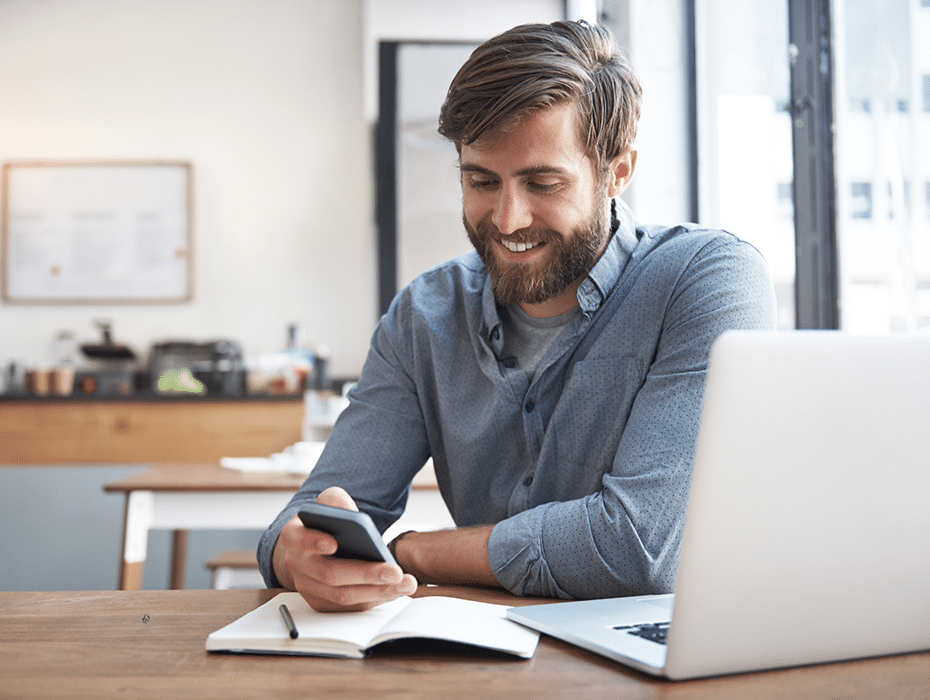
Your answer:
271;486;418;612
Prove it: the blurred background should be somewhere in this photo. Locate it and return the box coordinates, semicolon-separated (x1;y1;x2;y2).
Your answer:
1;0;925;591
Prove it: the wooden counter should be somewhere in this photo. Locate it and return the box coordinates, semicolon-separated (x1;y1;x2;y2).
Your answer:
0;397;303;465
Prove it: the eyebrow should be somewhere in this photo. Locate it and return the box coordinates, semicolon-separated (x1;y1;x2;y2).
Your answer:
459;163;571;178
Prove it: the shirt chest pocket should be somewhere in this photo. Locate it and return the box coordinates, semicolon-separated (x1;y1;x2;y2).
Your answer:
550;355;645;468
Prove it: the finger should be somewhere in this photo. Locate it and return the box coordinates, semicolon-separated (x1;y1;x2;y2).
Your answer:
312;556;405;588
316;486;358;511
295;556;414;600
279;515;338;555
296;573;419;613
283;518;399;586
300;527;338;556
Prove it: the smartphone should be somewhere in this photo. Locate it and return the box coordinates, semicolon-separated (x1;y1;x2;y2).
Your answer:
297;502;396;564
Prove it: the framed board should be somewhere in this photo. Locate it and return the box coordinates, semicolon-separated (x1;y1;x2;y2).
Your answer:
1;161;193;304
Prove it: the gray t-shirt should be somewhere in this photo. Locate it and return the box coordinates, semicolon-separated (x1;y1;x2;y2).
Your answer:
500;303;582;383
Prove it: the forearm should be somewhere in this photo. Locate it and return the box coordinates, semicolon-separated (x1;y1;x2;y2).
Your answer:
391;525;502;588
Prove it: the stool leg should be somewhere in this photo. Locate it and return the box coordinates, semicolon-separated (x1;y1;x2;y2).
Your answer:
170;530;189;589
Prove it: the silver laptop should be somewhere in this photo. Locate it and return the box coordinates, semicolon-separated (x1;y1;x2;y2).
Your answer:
507;330;930;679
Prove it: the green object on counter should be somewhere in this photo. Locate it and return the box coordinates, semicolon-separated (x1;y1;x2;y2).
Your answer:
156;368;207;395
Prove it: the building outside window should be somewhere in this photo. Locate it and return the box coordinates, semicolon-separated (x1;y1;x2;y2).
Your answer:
835;0;929;332
697;0;928;332
696;0;796;329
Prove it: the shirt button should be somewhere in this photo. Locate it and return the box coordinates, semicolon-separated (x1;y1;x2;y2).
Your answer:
523;476;534;487
524;400;535;413
503;357;517;369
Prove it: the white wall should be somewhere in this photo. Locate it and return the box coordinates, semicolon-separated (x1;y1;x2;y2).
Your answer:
0;0;371;376
0;0;566;379
0;0;578;592
0;0;691;380
362;0;564;121
0;0;695;593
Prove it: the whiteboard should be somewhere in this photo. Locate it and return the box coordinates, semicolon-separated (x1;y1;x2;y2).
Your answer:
1;161;193;304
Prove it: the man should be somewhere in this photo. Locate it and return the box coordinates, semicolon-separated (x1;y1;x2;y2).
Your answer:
259;20;776;612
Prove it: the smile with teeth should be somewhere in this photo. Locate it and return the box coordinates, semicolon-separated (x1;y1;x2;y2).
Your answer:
502;239;540;253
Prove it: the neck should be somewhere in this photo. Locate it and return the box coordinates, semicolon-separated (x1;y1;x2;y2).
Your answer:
518;277;584;318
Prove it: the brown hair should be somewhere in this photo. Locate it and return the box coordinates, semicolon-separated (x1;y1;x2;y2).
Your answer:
438;21;642;178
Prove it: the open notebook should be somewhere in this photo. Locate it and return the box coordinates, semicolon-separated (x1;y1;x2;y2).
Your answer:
508;331;930;679
207;591;539;659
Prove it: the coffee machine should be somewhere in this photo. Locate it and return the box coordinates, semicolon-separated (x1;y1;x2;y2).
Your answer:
76;321;138;396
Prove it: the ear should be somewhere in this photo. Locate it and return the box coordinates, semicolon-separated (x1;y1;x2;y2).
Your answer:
606;149;637;198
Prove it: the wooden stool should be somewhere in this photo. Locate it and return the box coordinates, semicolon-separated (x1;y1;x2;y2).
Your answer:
205;549;265;589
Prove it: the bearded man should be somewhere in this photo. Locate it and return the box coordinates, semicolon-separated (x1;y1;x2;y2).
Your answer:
259;20;776;611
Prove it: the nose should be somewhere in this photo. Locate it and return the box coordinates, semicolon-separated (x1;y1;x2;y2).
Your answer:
491;185;533;236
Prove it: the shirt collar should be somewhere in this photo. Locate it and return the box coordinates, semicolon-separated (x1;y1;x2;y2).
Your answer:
577;198;638;313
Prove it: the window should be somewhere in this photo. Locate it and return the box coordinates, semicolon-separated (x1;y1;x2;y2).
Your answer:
835;0;928;331
697;0;927;330
696;0;796;329
776;183;793;222
850;183;872;220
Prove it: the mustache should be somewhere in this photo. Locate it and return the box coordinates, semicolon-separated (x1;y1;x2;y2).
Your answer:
473;219;561;246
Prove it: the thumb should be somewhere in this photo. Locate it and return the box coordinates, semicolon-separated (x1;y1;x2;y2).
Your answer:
316;486;359;512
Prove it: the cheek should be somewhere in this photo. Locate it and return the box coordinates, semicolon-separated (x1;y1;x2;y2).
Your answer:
461;196;490;234
533;200;580;234
461;188;484;217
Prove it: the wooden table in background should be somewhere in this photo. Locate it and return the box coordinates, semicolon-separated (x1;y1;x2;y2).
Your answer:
104;464;307;590
0;397;304;465
103;463;449;591
1;586;927;700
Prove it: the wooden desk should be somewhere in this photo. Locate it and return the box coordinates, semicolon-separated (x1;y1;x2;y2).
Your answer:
104;464;451;591
1;587;927;700
0;396;303;465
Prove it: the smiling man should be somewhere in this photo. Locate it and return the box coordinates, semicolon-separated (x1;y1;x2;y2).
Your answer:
259;21;776;612
459;100;633;318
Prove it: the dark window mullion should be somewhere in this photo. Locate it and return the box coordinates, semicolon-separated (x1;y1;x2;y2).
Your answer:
376;41;399;318
788;0;840;329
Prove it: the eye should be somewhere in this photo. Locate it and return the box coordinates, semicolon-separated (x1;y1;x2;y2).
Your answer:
525;177;565;195
527;181;558;193
465;175;498;191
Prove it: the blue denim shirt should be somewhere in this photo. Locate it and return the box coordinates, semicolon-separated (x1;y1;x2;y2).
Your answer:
258;201;777;599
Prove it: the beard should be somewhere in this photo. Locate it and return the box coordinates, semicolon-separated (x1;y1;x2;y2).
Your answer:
463;200;610;307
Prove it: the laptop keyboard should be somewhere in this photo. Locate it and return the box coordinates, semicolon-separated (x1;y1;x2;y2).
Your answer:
612;621;670;645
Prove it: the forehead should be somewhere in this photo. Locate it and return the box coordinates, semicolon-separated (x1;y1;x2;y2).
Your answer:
459;101;592;175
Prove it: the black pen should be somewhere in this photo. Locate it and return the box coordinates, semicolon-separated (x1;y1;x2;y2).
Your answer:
279;603;299;639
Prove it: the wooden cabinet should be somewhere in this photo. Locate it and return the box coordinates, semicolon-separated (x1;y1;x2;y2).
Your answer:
0;398;304;465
